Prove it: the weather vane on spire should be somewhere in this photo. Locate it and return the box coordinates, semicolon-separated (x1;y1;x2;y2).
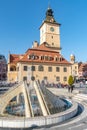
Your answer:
48;1;51;9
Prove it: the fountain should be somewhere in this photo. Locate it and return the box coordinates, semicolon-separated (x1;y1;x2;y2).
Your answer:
0;81;78;129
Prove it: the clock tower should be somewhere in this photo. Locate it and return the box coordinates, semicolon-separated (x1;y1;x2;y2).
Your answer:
40;7;61;53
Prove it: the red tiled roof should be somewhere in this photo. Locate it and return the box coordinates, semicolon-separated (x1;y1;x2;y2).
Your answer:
10;54;24;63
26;42;53;52
9;43;71;65
19;43;71;65
79;63;87;72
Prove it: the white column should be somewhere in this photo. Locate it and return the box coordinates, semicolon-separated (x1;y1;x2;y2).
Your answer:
23;84;31;118
34;81;49;116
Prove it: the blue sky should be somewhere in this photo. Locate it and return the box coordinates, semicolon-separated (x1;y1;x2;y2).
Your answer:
0;0;87;62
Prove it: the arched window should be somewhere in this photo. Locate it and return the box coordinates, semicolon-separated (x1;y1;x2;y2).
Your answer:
38;65;44;71
10;65;16;71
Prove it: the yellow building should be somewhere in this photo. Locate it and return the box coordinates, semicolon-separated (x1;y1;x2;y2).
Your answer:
70;54;78;79
8;7;77;84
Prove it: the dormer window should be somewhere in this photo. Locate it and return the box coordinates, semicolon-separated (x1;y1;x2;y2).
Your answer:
41;56;44;60
28;54;35;60
28;55;31;59
31;54;35;60
54;56;59;61
45;56;49;60
59;56;63;61
48;56;51;61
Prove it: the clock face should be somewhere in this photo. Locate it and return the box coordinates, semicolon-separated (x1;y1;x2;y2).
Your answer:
50;27;54;32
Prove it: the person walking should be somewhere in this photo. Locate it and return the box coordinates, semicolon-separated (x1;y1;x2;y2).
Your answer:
71;85;74;93
68;85;70;92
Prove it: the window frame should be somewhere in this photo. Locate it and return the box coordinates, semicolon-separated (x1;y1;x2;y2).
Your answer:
48;66;52;72
38;65;44;71
63;76;67;81
23;76;27;81
56;76;60;81
63;67;67;72
56;67;60;72
23;66;27;71
31;66;35;71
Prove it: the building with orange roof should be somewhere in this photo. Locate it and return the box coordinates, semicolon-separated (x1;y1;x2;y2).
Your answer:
0;54;7;81
70;54;78;79
7;7;78;84
78;63;87;78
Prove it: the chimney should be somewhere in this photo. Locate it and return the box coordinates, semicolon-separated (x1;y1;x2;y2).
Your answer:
32;41;39;48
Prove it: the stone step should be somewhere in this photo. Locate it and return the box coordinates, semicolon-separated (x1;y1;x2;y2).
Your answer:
73;97;84;102
73;94;87;102
77;94;87;98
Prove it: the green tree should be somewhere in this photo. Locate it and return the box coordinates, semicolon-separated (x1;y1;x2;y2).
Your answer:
68;75;74;86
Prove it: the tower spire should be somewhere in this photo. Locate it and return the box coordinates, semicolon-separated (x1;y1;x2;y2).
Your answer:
45;6;55;23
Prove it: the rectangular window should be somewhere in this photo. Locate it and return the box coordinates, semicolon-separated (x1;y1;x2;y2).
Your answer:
63;77;67;81
56;76;60;81
56;67;60;72
23;76;27;81
31;66;35;71
75;66;77;69
63;67;67;72
48;67;52;72
44;76;48;80
24;66;27;71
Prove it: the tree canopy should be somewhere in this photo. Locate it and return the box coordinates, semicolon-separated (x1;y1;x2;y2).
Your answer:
68;75;74;86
